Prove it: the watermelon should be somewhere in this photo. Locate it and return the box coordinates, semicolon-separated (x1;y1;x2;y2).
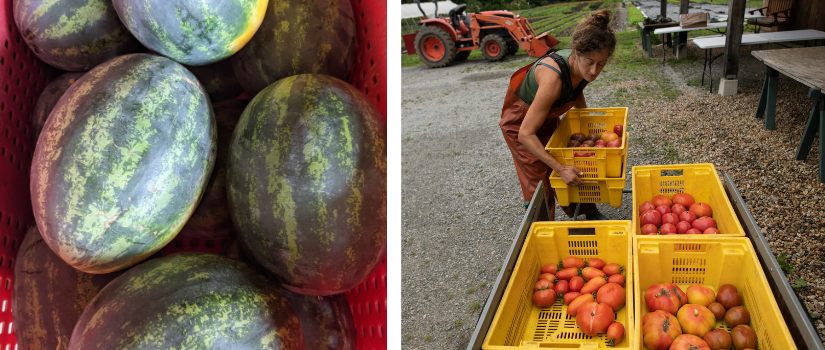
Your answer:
12;226;124;350
113;0;269;66
179;99;247;238
185;59;245;101
227;74;386;296
13;0;141;71
283;289;357;350
68;252;305;349
32;72;85;142
231;0;356;96
30;53;216;274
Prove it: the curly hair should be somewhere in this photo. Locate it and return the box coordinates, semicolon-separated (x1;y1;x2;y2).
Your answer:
569;9;617;56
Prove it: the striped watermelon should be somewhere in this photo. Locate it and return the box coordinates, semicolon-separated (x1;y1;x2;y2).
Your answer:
113;0;268;66
185;59;245;101
31;53;216;274
283;289;357;350
69;252;305;349
231;0;356;96
13;0;141;71
227;74;386;296
179;99;247;238
31;72;85;142
12;226;125;350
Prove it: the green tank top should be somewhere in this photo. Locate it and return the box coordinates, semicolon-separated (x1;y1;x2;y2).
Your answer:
515;49;581;107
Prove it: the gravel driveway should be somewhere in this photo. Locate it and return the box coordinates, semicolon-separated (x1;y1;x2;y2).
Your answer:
402;36;825;349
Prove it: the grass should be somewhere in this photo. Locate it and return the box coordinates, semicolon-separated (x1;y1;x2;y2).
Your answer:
627;6;645;28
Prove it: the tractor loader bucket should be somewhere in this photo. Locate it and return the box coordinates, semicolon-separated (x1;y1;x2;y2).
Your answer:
528;32;560;57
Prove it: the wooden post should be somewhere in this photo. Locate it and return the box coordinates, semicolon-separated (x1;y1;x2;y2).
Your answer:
676;0;689;59
723;0;746;80
660;0;667;17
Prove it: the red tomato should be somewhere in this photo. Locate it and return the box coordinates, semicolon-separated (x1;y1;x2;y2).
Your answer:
596;283;626;312
606;322;625;347
576;302;614;337
538;273;556;282
642;310;682;350
639;201;656;213
567;293;594;316
641;224;659;235
731;325;757;350
569;276;585;292
651;195;673;208
692;217;717;232
562;256;586;269
679;210;697;224
703;329;731;350
662;213;680;226
724;306;750;328
671;203;687;216
602;263;623;276
586;258;605;270
703;227;720;234
540;263;558;274
534;279;552;292
555;267;580;281
645;283;683;315
581;266;606;281
670;334;711;350
716;284;742;309
655;205;672;217
533;289;556;307
707;302;726;320
580;276;608;295
672;193;696;207
660;223;678;235
563;292;582;305
607;274;625;287
676;221;693;234
640;210;662;227
689;202;713;218
554;280;569;296
685;228;703;235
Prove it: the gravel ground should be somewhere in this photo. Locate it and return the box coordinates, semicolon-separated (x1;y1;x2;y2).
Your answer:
401;26;825;349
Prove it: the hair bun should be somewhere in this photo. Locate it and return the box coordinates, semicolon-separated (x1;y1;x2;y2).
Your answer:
588;9;612;30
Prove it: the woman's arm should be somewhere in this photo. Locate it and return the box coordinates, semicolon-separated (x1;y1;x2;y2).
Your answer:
574;93;587;109
517;65;583;187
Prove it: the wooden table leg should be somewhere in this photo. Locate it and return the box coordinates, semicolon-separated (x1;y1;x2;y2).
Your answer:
765;66;779;130
755;66;770;119
647;30;653;58
796;89;821;161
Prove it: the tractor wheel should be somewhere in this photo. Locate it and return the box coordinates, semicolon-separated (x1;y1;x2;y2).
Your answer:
454;50;470;61
481;34;507;62
507;40;519;55
414;26;457;68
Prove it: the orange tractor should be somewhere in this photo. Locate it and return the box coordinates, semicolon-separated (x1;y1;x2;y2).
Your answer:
405;1;560;68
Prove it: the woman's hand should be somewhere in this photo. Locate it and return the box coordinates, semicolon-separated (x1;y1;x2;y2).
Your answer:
557;165;584;187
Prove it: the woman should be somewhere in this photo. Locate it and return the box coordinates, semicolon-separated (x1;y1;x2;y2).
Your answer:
500;9;617;220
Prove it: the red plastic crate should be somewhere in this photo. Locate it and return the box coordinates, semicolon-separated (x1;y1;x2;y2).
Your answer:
0;0;388;347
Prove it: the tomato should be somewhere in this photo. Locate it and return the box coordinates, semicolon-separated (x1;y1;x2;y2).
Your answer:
642;310;682;350
567;293;594;316
659;223;678;235
703;329;732;350
671;203;687;216
685;228;703;235
641;224;659;235
569;276;585;292
607;274;625;287
707;302;726;320
554;280;569;296
576;302;614;337
541;263;558;274
686;284;716;307
538;273;556;282
640;201;656;213
703;227;720;234
645;283;684;315
677;304;716;338
563;292;582;305
731;324;757;350
580;276;608;295
670;334;711;350
676;221;693;234
651;195;673;208
663;283;687;307
534;279;552;292
724;306;750;328
555;267;580;281
586;258;605;270
672;193;696;207
640;210;662;227
655;205;672;217
716;284;742;309
692;216;717;232
606;322;625;347
689;202;713;218
562;256;586;269
596;283;626;312
602;263;623;276
581;267;606;281
662;213;680;226
533;289;556;307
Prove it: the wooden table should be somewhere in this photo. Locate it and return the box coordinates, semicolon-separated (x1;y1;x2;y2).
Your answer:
638;22;679;58
654;22;728;66
752;46;825;182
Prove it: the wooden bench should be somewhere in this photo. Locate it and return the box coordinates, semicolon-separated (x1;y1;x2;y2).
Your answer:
748;0;793;29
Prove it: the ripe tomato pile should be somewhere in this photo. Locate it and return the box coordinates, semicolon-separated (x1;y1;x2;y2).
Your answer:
532;256;627;346
639;193;721;235
642;283;758;349
567;124;624;158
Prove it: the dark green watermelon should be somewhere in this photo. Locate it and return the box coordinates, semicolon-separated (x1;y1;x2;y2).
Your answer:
179;99;247;238
12;226;124;350
282;290;357;350
13;0;141;71
68;252;305;349
227;74;386;296
230;0;356;96
186;59;245;101
30;53;216;274
32;72;85;142
113;0;268;66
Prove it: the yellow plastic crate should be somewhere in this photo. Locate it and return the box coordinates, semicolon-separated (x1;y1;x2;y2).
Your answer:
633;236;796;350
545;107;629;179
483;221;634;350
631;163;745;236
549;143;628;207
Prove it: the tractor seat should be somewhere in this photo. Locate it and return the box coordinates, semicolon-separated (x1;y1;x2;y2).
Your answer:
449;4;467;31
